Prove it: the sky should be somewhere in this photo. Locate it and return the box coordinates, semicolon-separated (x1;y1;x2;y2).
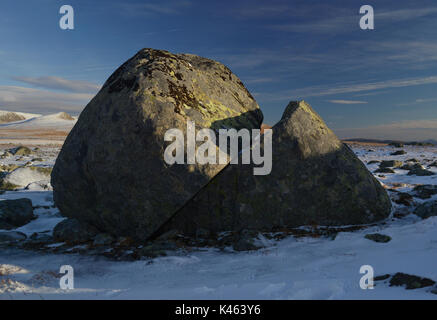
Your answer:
0;0;437;141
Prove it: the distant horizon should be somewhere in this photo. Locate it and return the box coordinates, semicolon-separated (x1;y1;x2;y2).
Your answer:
0;104;436;143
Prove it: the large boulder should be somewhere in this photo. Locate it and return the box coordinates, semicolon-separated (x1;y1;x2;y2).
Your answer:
51;48;263;241
161;101;392;236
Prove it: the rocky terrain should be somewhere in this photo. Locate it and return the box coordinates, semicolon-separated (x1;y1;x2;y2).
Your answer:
0;49;435;299
0;142;436;298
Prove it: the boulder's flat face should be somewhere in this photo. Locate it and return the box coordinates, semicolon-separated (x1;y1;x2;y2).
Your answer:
51;48;263;241
164;101;392;235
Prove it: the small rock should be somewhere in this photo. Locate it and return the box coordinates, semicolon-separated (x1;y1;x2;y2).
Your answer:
389;273;435;290
374;168;395;174
389;142;404;148
408;168;435;176
93;233;114;246
406;158;419;163
364;233;391;243
392;192;414;206
116;236;134;247
414;200;437;219
232;230;261;251
367;160;380;165
8;146;32;156
413;185;437;199
0;198;35;229
156;229;180;241
29;232;53;242
53;218;98;244
0;231;27;242
379;160;403;168
400;163;424;171
390;150;406;156
137;242;177;258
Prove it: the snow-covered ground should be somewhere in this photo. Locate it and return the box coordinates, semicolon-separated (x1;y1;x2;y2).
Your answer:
1;144;437;300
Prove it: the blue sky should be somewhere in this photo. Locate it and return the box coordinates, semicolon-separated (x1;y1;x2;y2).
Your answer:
1;0;437;140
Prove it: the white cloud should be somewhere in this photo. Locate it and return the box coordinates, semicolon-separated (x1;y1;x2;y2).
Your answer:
328;100;367;104
120;1;192;16
12;76;101;94
294;76;437;98
0;86;93;114
270;7;437;34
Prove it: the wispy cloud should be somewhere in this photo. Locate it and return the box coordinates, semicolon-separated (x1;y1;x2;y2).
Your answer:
0;86;93;114
120;1;192;16
12;76;101;94
294;76;437;98
254;76;437;102
270;7;437;34
416;97;437;103
328;100;367;104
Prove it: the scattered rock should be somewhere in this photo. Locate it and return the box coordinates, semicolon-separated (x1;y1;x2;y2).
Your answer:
232;229;261;251
53;218;98;244
374;168;395;174
8;146;32;156
413;185;437;199
367;160;380;165
137;242;178;258
414;200;437;219
400;163;423;171
0;198;34;229
406;158;419;163
407;168;435;176
389;273;435;290
389;142;404;148
390;150;406;156
0;231;27;242
93;233;114;246
364;233;391;243
29;232;53;242
51;48;263;242
392;192;414;206
1;166;52;190
379;160;403;168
